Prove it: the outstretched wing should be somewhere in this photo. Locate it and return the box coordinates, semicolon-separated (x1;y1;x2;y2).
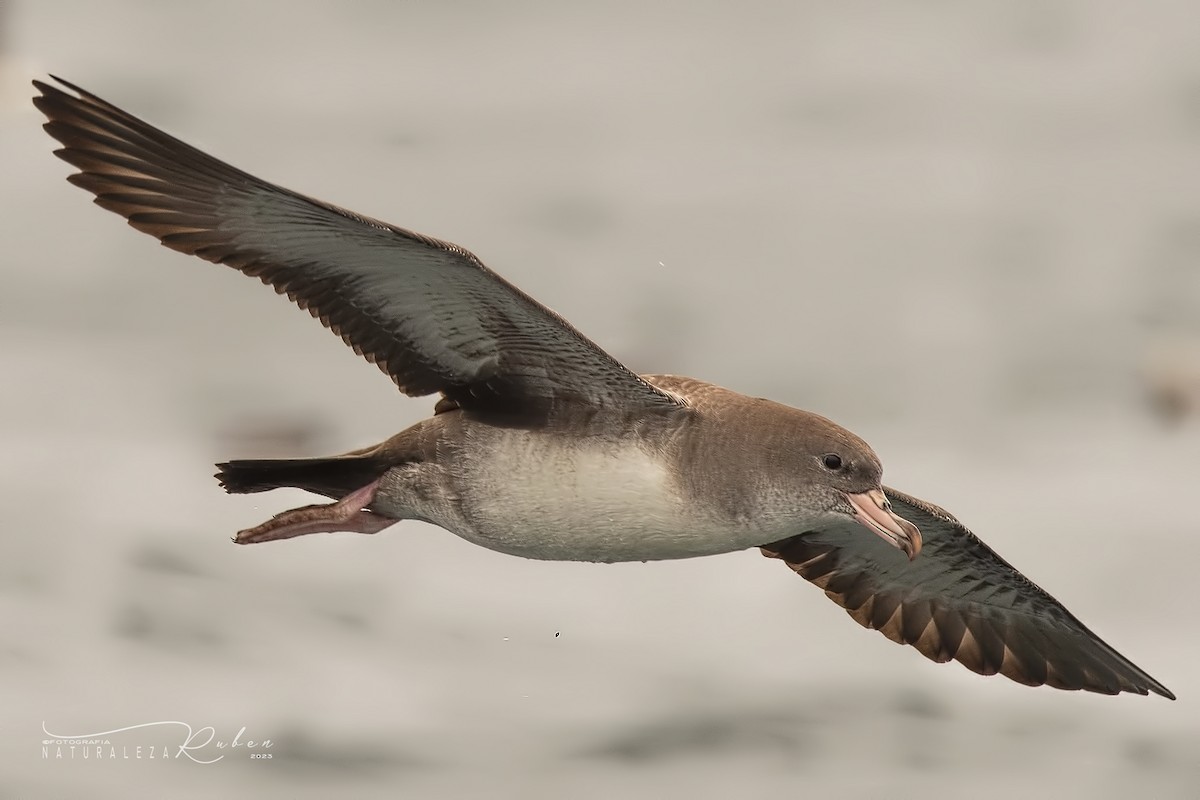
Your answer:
33;76;680;417
761;487;1173;698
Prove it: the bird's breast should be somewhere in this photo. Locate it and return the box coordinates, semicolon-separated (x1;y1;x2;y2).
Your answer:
445;427;767;563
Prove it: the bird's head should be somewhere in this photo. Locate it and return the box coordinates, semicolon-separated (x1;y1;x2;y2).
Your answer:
781;410;922;560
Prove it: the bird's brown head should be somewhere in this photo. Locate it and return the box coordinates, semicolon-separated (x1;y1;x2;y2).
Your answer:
775;407;922;560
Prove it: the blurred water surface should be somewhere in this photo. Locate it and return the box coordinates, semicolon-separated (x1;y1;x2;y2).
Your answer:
2;2;1198;798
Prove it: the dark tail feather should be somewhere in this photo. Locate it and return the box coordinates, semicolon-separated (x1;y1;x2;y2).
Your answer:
215;455;393;499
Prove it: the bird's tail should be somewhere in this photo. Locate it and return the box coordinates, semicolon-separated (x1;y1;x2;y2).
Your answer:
215;454;393;500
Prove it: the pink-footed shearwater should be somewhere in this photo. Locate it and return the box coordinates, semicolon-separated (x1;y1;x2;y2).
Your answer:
32;76;1174;699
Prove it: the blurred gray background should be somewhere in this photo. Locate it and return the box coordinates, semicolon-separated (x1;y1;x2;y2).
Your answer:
3;1;1198;797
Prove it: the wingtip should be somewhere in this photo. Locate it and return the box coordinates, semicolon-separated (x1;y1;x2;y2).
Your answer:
33;74;64;95
31;75;80;117
1151;682;1177;701
33;75;98;109
45;74;83;94
31;77;55;105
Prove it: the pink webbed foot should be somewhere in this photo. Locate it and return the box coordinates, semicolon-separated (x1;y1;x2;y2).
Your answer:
233;480;397;544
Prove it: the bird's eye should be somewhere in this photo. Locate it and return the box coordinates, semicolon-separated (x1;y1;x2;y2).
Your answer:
822;453;843;471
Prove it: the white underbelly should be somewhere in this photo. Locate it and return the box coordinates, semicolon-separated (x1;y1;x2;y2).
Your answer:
449;433;762;563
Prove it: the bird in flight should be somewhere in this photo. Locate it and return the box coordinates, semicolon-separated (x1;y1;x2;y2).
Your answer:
33;76;1173;700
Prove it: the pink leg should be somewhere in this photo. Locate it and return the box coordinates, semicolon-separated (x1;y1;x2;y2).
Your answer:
233;480;397;545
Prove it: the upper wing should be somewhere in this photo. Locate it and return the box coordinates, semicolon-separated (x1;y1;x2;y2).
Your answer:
761;487;1174;698
32;76;680;417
